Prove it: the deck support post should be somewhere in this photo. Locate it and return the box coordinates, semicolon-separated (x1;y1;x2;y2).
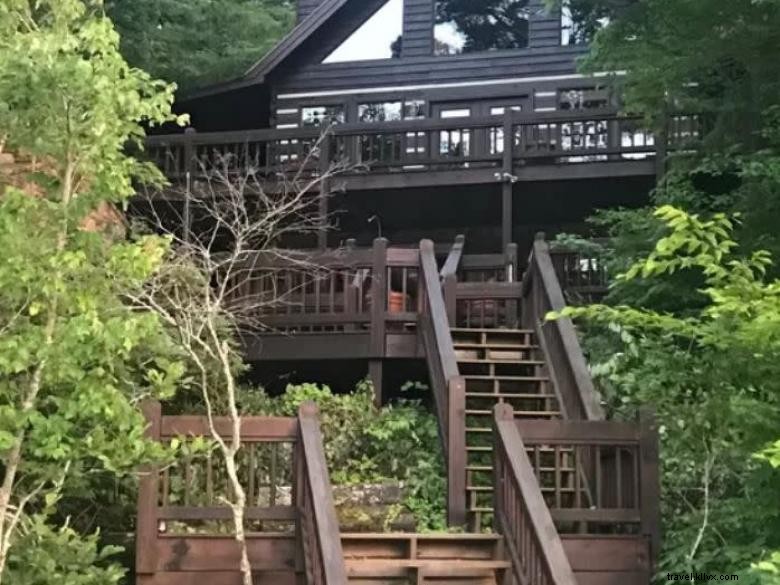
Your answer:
368;360;383;407
501;110;514;250
318;134;332;250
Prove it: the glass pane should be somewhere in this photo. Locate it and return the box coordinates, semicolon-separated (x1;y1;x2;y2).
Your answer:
323;0;403;63
559;88;609;110
358;102;403;122
440;108;471;119
404;100;426;119
490;105;523;115
435;0;530;55
301;105;345;127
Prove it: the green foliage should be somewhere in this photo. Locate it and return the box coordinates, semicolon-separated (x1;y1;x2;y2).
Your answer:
0;0;185;580
234;381;448;531
5;516;124;585
106;0;295;90
556;207;780;580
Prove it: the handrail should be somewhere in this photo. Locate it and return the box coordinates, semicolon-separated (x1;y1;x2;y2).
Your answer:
493;404;578;585
146;109;629;146
296;402;349;585
522;234;604;421
440;234;465;278
418;238;467;526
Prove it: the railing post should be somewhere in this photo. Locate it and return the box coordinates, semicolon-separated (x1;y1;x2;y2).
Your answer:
318;134;332;250
504;242;518;283
443;273;457;325
136;400;162;576
492;403;514;533
448;376;467;527
501;110;514;250
183;127;196;178
370;238;388;359
639;408;661;569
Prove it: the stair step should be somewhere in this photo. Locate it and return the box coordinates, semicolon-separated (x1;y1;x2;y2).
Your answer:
466;446;493;452
466;409;560;417
452;342;538;350
457;359;544;365
345;559;510;578
465;392;556;399
463;375;549;381
451;328;534;334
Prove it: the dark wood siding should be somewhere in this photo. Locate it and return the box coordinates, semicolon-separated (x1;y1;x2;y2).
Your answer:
297;0;324;22
402;0;433;58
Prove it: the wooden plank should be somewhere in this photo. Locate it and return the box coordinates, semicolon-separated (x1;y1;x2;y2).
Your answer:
440;234;466;278
297;402;349;584
517;419;640;443
160;416;298;440
561;535;650;572
137;571;300;585
136;401;162;575
551;508;641;524
154;535;298;572
573;571;650;585
158;505;297;522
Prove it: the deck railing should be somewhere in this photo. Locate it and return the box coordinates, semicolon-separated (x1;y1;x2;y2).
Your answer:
493;404;578;585
494;405;660;584
145;110;702;181
418;238;467;526
549;240;610;304
224;239;419;340
135;401;347;585
516;414;660;558
521;234;605;421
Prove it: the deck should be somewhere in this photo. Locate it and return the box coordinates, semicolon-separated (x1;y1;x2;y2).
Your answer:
145;110;701;191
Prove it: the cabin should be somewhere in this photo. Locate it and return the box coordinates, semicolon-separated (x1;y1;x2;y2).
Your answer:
134;0;670;583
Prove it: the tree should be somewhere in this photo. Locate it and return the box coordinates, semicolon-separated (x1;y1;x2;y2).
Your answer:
106;0;295;90
436;0;531;53
130;142;352;585
0;0;185;581
555;206;780;580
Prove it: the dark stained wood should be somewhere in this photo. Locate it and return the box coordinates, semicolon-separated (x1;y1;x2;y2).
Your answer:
418;239;467;527
521;234;605;421
136;401;162;575
493;403;578;585
440;234;466;278
154;535;298;572
160;416;298;440
639;409;661;567
157;505;297;522
296;402;349;585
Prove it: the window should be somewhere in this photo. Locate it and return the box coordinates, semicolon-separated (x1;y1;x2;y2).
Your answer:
435;0;530;56
301;105;345;127
438;107;471;157
323;0;403;63
488;106;523;154
558;88;609;110
561;0;609;46
358;100;427;122
358;102;402;122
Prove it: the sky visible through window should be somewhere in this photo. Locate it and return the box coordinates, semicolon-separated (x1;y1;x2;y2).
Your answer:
323;0;403;63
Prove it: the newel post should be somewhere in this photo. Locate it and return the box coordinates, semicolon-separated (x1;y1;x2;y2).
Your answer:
447;375;467;527
370;238;388;353
639;408;661;568
136;400;162;576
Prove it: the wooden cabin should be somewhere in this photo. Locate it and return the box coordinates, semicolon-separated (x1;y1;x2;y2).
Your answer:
135;1;667;583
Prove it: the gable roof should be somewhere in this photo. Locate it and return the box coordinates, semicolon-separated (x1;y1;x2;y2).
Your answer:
180;0;384;101
244;0;355;81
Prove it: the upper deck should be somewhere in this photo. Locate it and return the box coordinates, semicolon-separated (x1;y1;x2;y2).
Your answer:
146;109;700;191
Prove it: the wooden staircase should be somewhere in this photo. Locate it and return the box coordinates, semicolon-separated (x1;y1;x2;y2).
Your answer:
342;533;510;584
451;327;562;530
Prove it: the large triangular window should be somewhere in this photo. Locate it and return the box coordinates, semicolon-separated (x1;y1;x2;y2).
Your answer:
435;0;530;55
323;0;403;63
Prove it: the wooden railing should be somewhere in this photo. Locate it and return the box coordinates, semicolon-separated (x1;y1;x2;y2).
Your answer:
549;242;609;304
521;234;604;421
493;404;578;585
517;414;660;560
224;239;419;339
453;282;522;329
296;403;349;585
136;401;347;585
457;243;519;283
418;238;467;526
145;110;702;182
494;405;660;584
